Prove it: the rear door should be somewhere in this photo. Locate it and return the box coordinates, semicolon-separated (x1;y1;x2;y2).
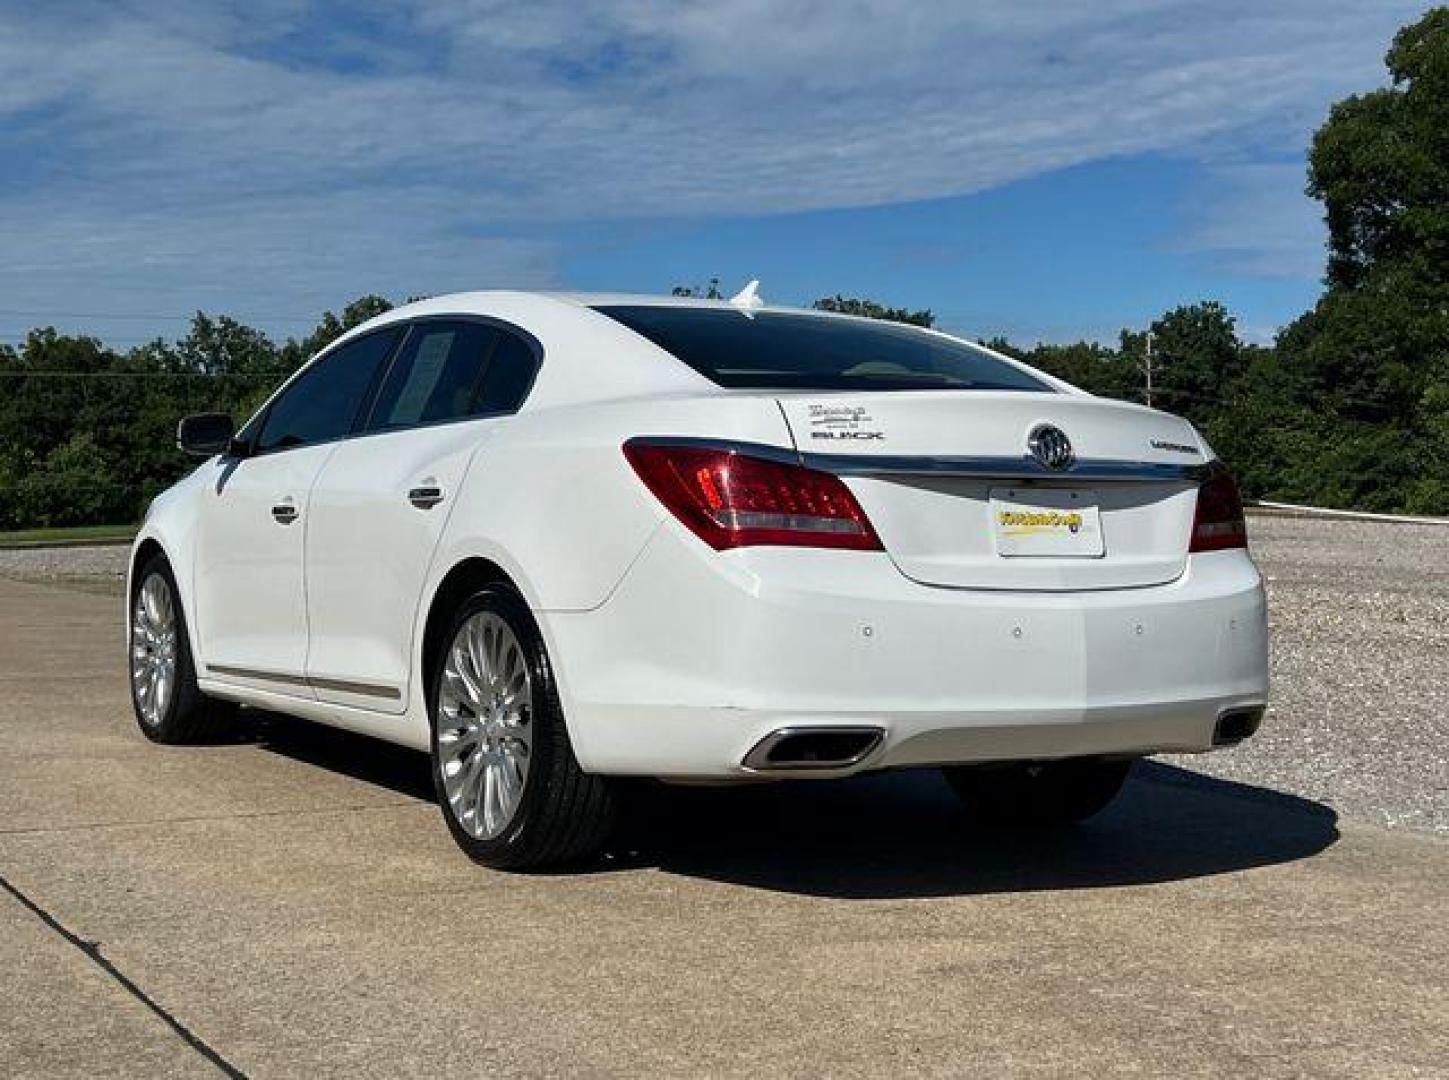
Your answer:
777;391;1206;591
193;327;402;692
304;319;541;712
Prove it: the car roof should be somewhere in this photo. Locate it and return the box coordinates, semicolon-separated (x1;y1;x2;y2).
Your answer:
544;291;806;314
378;288;963;333
316;289;1075;410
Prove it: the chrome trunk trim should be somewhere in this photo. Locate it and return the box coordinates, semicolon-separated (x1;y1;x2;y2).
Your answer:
800;453;1208;483
623;437;1207;483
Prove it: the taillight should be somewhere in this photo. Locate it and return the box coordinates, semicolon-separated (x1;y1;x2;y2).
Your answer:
1190;464;1248;552
623;440;883;551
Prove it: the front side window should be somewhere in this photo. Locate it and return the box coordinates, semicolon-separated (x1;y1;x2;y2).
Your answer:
594;306;1051;393
255;328;401;453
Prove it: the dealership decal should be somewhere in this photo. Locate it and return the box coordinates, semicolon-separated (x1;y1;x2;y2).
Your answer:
808;403;885;441
996;509;1085;536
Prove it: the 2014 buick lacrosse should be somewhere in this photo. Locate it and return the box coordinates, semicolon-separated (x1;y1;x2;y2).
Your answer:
128;288;1268;868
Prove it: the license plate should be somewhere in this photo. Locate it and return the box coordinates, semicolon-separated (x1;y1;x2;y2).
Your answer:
990;488;1104;558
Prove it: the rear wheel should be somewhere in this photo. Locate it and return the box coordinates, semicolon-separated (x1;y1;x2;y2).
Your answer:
943;757;1133;828
129;554;237;743
429;585;616;869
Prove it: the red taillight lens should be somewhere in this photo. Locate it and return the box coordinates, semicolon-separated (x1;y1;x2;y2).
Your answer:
623;441;883;551
1190;464;1248;552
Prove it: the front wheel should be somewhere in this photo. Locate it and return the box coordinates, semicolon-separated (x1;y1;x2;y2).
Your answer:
129;554;237;743
429;585;616;870
942;757;1133;828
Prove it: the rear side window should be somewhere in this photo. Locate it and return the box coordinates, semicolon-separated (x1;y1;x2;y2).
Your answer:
366;321;540;430
255;328;401;453
595;306;1050;393
473;330;538;415
367;321;497;430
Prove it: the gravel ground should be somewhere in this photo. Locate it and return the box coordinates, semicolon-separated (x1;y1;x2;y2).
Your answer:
1167;512;1449;834
0;543;128;595
3;514;1446;832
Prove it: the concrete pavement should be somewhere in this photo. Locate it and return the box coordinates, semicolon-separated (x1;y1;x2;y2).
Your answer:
1;576;1446;1077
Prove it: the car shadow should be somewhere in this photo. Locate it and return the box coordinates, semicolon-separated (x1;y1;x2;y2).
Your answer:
614;764;1339;899
240;709;437;802
245;709;1339;900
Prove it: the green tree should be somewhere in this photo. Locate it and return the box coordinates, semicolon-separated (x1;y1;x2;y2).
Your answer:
13;433;129;528
0;297;398;530
1023;340;1138;401
176;314;279;376
1273;6;1449;510
1141;302;1247;423
812;295;934;327
1310;8;1449;292
283;294;393;366
671;278;724;299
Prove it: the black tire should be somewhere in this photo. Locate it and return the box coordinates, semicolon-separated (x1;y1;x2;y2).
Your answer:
943;757;1133;828
128;554;237;744
428;584;616;870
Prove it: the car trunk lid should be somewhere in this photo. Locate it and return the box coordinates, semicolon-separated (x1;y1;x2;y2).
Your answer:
776;391;1207;591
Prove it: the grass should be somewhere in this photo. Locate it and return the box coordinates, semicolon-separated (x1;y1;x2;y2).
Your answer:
0;523;137;547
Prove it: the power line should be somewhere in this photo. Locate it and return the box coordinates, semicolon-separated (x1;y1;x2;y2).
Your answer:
0;338;175;346
0;371;287;379
0;307;318;323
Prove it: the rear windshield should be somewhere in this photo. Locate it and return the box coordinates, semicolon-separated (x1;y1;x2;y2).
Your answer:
594;306;1051;393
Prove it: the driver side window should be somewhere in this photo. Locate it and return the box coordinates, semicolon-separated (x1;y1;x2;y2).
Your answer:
255;328;401;454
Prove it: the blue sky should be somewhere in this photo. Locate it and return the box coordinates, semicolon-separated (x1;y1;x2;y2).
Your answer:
0;1;1427;349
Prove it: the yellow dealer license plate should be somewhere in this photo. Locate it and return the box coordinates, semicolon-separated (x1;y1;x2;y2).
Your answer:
990;488;1104;558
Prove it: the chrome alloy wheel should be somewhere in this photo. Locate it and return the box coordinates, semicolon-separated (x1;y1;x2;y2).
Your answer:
437;612;533;840
131;573;178;727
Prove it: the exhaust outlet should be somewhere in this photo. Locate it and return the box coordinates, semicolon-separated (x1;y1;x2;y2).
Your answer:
743;726;884;771
1213;706;1265;746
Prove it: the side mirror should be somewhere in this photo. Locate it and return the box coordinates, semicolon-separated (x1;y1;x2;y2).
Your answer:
176;413;236;459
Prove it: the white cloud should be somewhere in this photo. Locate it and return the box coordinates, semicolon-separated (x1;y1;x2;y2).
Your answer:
1175;163;1327;280
0;0;1424;336
0;187;557;341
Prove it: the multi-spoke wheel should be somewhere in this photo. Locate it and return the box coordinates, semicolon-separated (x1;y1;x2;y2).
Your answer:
131;572;178;728
128;553;236;743
437;612;534;840
429;584;615;869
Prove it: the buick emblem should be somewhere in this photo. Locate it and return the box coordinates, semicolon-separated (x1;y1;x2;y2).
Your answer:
1027;424;1074;470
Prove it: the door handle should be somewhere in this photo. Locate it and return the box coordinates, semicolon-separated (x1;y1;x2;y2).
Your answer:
271;500;299;524
408;485;445;510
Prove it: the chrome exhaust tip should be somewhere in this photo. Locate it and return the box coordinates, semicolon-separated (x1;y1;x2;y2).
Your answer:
1213;706;1265;746
742;726;884;771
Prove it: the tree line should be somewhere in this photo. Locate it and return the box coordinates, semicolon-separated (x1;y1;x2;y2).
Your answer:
2;8;1446;528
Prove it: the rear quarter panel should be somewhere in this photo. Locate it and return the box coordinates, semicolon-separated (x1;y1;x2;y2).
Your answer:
411;392;794;750
426;393;796;614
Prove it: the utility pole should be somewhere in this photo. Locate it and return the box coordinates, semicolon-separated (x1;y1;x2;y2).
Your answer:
1143;331;1154;408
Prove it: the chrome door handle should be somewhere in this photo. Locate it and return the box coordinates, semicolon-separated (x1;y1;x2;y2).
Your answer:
408;485;445;509
271;502;299;524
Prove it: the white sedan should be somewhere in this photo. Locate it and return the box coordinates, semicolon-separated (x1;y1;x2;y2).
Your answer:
129;288;1268;868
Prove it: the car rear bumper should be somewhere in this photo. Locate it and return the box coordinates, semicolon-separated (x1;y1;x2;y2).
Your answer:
544;526;1269;779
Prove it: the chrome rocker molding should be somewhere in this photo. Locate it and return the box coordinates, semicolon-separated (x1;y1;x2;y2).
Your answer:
624;436;1209;483
742;726;886;771
206;663;402;701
